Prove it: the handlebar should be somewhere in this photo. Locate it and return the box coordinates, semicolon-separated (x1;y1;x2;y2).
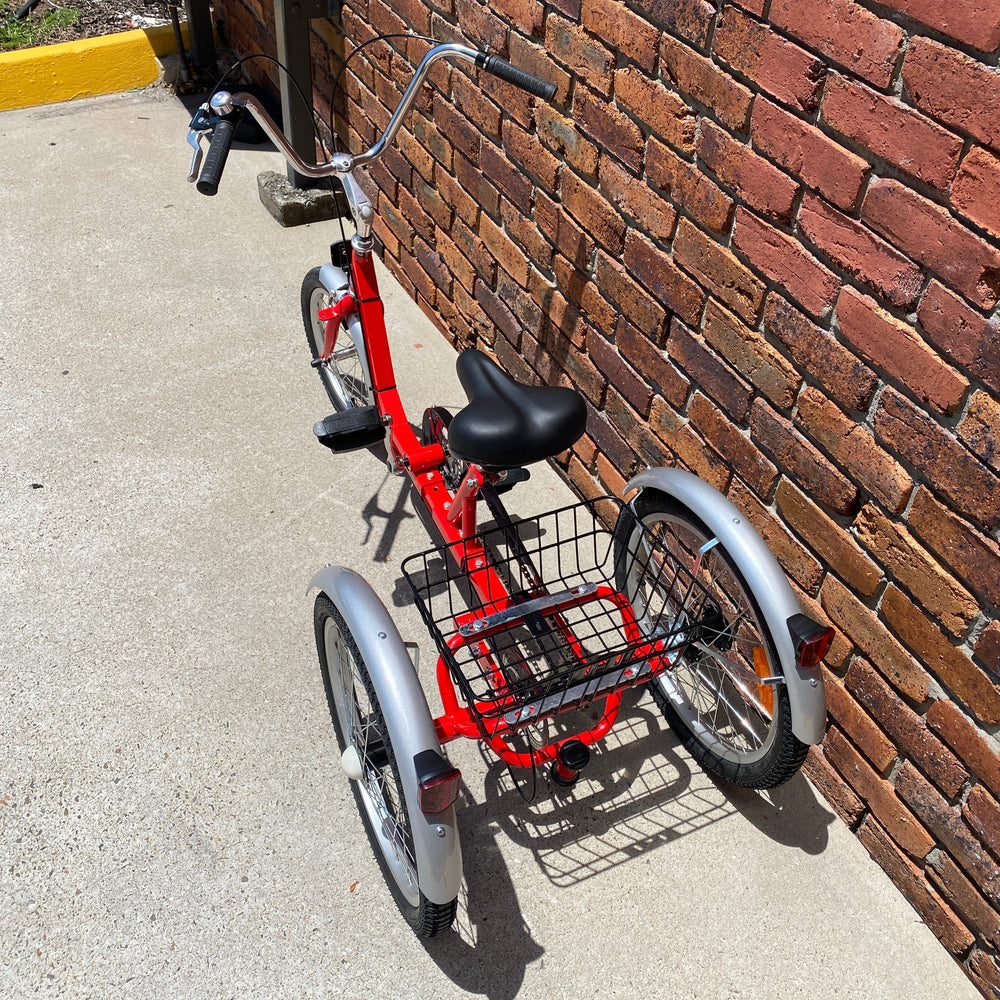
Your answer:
187;42;557;194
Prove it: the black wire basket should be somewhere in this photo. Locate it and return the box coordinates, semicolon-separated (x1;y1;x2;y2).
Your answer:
401;497;713;738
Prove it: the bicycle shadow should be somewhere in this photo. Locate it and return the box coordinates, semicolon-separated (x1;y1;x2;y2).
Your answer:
423;781;545;1000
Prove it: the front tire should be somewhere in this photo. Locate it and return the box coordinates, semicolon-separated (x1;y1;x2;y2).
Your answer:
614;490;808;789
302;267;373;412
314;594;457;936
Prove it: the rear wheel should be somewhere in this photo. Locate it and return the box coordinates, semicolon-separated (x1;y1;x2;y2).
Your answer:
613;490;807;789
302;267;373;411
314;594;457;936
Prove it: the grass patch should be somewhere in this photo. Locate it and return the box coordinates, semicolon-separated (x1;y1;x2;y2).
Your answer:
1;6;80;51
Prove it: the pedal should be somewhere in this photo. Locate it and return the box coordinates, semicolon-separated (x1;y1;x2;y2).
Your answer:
495;467;530;494
313;407;385;452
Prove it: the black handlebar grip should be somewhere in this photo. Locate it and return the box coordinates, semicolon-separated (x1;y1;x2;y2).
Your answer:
481;54;557;101
196;114;240;196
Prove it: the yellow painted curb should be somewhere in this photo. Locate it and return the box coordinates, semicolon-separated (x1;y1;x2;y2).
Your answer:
0;23;195;112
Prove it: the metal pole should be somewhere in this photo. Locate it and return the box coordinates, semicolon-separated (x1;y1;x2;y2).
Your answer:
183;0;216;68
275;0;332;188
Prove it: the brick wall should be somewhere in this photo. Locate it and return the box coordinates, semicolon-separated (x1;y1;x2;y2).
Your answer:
212;1;1000;993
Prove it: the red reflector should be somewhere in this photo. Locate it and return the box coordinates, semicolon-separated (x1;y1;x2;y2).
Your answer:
797;628;834;669
418;767;462;813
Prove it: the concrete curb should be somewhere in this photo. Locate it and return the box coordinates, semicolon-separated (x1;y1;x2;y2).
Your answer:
0;22;193;112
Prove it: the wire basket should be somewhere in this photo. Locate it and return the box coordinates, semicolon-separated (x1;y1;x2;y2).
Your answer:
401;496;713;738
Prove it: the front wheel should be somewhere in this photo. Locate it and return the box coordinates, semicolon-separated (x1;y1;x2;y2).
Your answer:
613;489;808;789
302;267;373;411
314;594;457;936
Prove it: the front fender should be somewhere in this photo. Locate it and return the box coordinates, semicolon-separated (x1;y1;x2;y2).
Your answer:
308;564;462;904
623;468;826;745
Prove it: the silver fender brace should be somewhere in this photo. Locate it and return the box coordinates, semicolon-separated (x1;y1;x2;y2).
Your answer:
623;468;827;745
308;565;463;905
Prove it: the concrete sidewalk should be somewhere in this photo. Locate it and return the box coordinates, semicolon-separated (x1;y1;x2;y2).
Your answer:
0;89;978;1000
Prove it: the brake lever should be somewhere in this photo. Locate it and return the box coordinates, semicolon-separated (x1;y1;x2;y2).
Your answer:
186;128;208;182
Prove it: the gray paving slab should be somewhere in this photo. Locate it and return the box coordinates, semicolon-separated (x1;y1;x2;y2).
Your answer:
0;88;980;1000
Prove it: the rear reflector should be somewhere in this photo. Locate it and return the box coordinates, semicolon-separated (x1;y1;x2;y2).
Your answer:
787;613;835;669
413;748;462;814
418;768;462;814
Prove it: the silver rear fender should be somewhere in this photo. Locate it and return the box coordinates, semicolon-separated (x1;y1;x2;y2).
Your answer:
623;468;827;745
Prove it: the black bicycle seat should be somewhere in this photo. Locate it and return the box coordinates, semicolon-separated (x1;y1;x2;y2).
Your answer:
447;350;587;469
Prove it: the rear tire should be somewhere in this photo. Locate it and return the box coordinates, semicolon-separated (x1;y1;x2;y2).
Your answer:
613;490;808;789
315;593;457;936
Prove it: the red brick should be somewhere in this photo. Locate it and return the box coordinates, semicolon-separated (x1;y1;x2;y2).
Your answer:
770;0;904;89
690;393;778;497
528;270;584;345
897;762;1000;908
600;159;677;244
713;6;825;113
959;390;1000;474
798;193;924;310
502;205;553;277
728;479;823;592
929;851;1000;949
796;386;912;514
452;71;503;139
884;585;1000;726
434;167;479;228
666;318;753;421
582;0;659;71
479;213;530;287
822;73;962;191
415;238;453;296
456;153;500;218
697;122;798;223
952;147;1000;241
823;669;897;772
593;250;668;335
876;388;1000;531
751;97;869;212
475;280;522;348
554;254;616;331
659;34;752;133
561;171;626;256
703;299;799;408
752;399;858;515
623;230;705;327
879;0;1000;52
820;575;931;702
857;817;974;957
536;191;595;267
652;397;732;490
776;479;881;597
481;140;533;215
588;332;652;415
502;120;560;192
673;219;766;324
903;39;1000;155
909;488;1000;611
803;747;865;826
966;786;1000;866
455;0;507;53
615;67;697;155
575;88;645;173
836;286;969;416
617;318;691;407
970;949;1000;999
855;503;979;637
489;0;544;34
917;282;1000;397
928;699;1000;803
633;0;716;48
733;210;838;320
546;14;615;96
536;104;599;179
451;216;495;282
763;295;877;412
824;728;935;859
978;622;1000;677
646;139;734;235
847;659;968;797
